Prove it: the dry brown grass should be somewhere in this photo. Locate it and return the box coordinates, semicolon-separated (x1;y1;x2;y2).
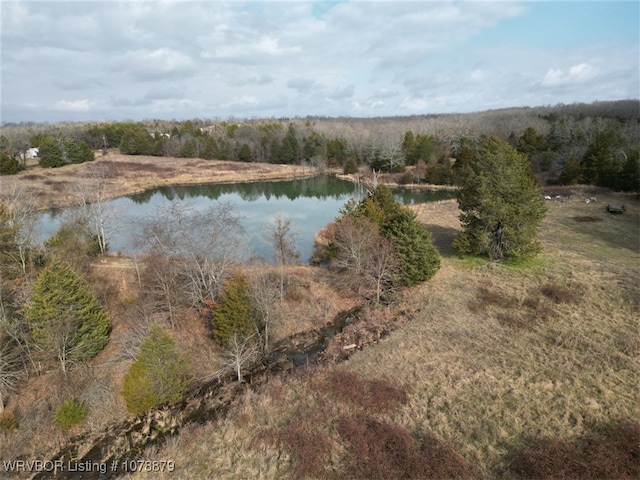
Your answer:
504;420;640;479
0;151;317;210
4;185;638;479
121;189;639;479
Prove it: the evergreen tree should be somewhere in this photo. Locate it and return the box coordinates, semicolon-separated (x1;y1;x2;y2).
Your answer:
121;326;190;415
280;124;300;164
0;152;20;175
343;155;358;175
37;135;64;168
383;207;440;285
119;123;154;155
454;136;547;262
558;154;584;185
344;184;440;286
581;128;626;189
619;147;640;193
237;143;253;162
64;139;95;164
212;273;256;347
25;261;111;372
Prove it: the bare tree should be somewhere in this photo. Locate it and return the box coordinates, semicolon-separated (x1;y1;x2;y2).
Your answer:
0;341;21;413
136;202;247;326
75;164;119;255
3;184;38;278
251;271;280;356
263;214;300;305
223;332;258;383
0;284;37;376
332;216;398;303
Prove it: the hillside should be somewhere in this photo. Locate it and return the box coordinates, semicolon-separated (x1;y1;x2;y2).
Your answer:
118;186;638;479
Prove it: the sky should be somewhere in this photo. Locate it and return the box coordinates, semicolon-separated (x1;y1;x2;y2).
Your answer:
1;0;638;123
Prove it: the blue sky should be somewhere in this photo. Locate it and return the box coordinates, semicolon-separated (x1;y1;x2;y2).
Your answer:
1;1;638;123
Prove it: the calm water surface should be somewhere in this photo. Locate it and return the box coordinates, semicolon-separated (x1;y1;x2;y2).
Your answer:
38;175;454;262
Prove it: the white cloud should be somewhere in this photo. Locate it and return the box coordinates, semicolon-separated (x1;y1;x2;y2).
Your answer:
113;48;195;80
541;63;598;87
54;99;96;112
0;1;636;122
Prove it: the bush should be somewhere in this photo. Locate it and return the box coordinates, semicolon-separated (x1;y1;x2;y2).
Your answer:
0;152;21;175
54;400;87;429
343;156;358;174
0;412;18;433
212;274;256;348
121;326;190;415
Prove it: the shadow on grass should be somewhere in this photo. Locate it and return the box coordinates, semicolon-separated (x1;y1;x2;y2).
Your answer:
503;420;640;480
425;224;460;257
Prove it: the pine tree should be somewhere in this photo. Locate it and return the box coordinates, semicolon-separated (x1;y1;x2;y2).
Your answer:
0;152;20;175
25;261;111;373
65;139;95;164
454;136;547;262
37;135;64;168
383;208;440;285
340;184;441;286
121;326;190;415
212;273;256;347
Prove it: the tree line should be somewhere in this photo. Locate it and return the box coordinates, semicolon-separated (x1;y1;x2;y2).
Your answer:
1;100;638;192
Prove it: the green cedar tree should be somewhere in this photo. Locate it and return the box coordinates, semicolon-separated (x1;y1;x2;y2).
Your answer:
454;136;547;261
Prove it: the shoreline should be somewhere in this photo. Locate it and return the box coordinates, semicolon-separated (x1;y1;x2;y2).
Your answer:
335;172;459;191
0;152;320;211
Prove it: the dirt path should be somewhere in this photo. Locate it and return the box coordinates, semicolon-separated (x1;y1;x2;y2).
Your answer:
0;151;318;210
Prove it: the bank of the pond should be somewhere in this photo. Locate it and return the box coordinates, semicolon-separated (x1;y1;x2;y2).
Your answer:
0;151;320;210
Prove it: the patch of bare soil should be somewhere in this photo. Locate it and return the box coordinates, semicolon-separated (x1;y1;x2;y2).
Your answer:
0;151;317;210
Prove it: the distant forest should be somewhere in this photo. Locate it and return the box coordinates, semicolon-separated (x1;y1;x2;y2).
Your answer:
1;100;639;191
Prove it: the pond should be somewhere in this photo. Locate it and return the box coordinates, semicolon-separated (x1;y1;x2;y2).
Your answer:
37;175;455;262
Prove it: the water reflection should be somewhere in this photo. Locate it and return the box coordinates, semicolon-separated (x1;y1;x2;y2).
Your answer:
37;175;455;262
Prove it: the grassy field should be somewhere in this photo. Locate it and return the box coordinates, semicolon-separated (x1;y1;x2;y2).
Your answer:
124;187;638;479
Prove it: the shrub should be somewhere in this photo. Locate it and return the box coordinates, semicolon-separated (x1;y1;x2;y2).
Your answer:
121;326;190;415
54;400;88;429
0;412;18;433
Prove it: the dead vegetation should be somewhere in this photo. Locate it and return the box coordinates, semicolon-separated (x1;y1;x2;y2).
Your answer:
504;420;640;479
0;178;637;479
0;150;317;210
122;187;638;479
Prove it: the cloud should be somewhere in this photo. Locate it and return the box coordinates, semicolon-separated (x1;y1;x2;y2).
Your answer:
287;78;316;94
541;63;598;87
0;1;637;122
54;99;96;113
113;48;195;80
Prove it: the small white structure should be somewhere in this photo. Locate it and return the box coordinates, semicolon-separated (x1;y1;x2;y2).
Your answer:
26;147;39;158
